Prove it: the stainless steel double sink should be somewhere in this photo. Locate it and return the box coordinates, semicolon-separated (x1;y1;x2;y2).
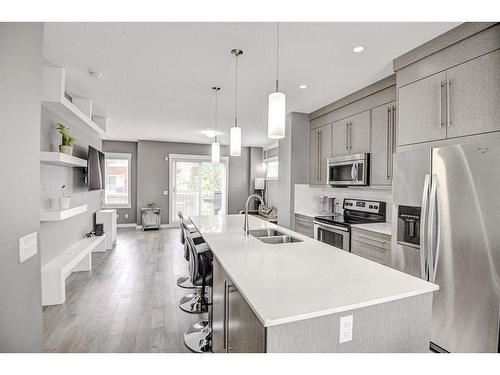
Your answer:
248;228;303;244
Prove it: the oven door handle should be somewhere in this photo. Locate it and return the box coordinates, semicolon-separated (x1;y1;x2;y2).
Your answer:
313;221;349;233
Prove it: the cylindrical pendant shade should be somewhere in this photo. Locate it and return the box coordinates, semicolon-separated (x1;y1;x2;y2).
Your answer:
268;91;286;139
230;126;241;156
211;142;220;163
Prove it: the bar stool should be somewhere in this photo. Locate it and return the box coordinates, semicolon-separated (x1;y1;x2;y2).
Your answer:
178;222;211;314
176;212;204;289
182;231;212;353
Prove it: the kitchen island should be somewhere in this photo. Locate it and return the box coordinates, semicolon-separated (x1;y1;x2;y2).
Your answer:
189;214;438;353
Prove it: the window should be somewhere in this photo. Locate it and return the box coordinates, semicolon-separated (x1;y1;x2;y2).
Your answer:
264;158;279;180
169;154;229;222
104;153;132;208
262;145;278;180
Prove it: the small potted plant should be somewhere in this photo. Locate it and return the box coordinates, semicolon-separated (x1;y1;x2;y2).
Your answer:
60;184;71;209
56;123;76;155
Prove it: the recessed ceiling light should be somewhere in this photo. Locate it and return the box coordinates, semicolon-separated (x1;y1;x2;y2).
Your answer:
353;46;364;53
201;130;222;138
299;84;308;89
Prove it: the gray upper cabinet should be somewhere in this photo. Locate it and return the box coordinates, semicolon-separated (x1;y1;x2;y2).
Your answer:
309;124;332;185
371;101;396;186
349;110;371;154
332;111;370;156
398;71;447;146
331;119;348;157
446;49;500;139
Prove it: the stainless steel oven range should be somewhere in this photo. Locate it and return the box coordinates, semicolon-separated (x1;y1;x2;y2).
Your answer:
314;198;386;251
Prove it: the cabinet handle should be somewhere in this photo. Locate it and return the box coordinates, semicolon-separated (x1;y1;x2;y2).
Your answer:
391;105;396;175
223;280;229;352
387;107;391;180
439;82;447;128
446;78;452;127
317;131;320;181
349;122;353;150
319;130;322;181
354;233;387;246
392;106;396;153
345;123;349;151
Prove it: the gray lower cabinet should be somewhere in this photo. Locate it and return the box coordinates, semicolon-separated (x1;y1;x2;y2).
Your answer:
294;214;314;238
309;124;332;185
351;227;391;266
370;101;396;186
212;258;265;353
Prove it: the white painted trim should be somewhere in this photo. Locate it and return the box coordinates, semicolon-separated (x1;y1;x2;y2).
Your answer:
103;152;132;209
168;153;229;223
117;223;137;228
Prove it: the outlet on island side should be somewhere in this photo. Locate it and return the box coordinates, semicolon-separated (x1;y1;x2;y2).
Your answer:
339;315;353;344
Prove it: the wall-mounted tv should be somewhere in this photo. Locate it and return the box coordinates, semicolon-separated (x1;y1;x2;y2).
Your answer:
87;145;105;190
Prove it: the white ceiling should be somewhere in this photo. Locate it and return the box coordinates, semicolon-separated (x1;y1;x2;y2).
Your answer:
43;22;459;147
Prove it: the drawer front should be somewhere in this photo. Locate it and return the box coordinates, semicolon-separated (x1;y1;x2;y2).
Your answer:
351;239;391;266
294;214;314;238
351;228;391;251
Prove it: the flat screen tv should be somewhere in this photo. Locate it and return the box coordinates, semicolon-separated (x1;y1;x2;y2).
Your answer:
87;145;105;190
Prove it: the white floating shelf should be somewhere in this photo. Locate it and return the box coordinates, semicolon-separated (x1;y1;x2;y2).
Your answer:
40;204;88;222
42;66;106;139
40;152;87;167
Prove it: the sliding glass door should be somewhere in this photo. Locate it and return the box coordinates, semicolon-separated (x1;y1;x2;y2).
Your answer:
169;155;228;222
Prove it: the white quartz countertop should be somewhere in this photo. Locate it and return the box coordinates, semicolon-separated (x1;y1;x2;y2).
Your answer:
189;214;437;327
350;222;392;236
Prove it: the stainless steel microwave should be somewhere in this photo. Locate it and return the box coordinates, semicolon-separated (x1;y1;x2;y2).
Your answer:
327;153;369;186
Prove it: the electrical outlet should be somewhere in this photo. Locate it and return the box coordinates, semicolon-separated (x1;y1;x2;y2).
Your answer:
117;214;120;219
125;214;129;219
162;190;168;196
339;315;353;343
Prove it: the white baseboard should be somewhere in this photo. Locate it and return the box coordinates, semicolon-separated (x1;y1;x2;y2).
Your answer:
135;223;180;230
117;223;137;228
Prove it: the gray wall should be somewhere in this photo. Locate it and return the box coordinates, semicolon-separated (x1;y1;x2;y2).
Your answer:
102;141;138;224
0;23;44;352
136;140;255;225
277;112;310;228
39;108;103;266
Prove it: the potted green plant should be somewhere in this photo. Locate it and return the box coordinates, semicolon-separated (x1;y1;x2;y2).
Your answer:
56;123;76;155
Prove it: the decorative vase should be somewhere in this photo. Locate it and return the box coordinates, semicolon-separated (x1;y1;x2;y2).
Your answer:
59;197;70;209
59;145;73;155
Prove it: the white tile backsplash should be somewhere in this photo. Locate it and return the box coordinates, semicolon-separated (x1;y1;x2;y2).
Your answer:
294;184;393;223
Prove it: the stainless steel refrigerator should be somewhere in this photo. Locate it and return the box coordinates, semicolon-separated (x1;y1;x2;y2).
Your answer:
392;140;500;353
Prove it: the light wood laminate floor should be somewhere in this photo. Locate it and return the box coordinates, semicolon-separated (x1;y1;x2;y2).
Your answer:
43;228;205;352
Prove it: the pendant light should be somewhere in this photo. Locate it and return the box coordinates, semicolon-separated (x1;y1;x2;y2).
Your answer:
230;49;243;156
211;87;221;164
268;22;286;139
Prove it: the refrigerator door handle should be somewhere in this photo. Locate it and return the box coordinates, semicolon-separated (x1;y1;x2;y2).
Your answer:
420;174;431;280
428;175;441;283
427;175;438;283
